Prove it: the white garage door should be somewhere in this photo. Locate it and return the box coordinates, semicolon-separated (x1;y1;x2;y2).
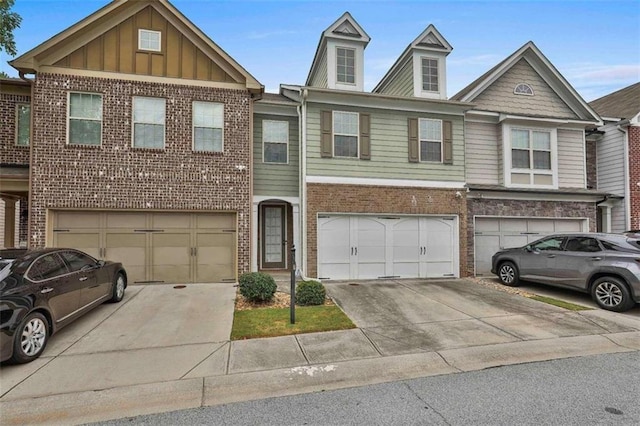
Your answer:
318;215;458;280
474;217;587;276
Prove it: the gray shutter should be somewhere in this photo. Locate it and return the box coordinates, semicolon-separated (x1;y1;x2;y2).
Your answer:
359;113;371;160
408;118;419;163
321;110;333;158
443;120;453;165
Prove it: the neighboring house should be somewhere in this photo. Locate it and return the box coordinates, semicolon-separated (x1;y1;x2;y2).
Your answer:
589;82;640;233
450;42;605;276
3;0;263;284
0;77;30;248
275;13;472;280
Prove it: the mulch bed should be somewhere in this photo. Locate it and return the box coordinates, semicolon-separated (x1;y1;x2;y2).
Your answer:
235;291;334;311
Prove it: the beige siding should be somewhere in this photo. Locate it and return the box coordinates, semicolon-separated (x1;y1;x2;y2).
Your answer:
377;58;413;97
306;103;465;181
597;122;626;232
253;114;300;197
473;59;578;119
309;48;328;88
557;129;586;188
465;121;500;184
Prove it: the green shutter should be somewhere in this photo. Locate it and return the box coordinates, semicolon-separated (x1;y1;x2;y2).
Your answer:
359;113;371;160
443;120;453;165
408;118;419;163
321;110;333;158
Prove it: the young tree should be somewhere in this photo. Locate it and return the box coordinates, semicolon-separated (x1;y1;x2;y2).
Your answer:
1;0;22;57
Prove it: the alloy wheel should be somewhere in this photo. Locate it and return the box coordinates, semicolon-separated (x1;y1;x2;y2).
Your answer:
595;281;623;307
499;265;514;284
116;275;125;299
21;317;47;357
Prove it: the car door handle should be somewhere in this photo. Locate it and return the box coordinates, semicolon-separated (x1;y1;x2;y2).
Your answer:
40;287;54;294
79;277;88;281
590;257;602;261
547;255;556;258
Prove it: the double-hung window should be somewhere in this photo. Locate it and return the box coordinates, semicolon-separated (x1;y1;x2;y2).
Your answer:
193;101;223;152
419;119;442;162
133;97;165;149
333;111;359;158
336;47;355;84
263;120;288;163
421;57;439;92
16;104;30;146
507;126;555;187
68;93;102;145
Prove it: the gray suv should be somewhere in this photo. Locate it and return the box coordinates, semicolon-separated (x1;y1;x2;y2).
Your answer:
491;233;640;312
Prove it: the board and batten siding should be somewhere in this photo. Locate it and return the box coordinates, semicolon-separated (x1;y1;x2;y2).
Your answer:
253;114;300;197
465;121;500;184
305;103;465;182
473;59;578;119
377;59;414;97
309;48;328;88
557;129;586;188
597;122;627;232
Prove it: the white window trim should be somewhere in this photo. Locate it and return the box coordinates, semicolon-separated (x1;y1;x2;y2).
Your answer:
66;92;103;146
138;29;161;52
132;96;166;150
262;119;289;164
192;101;224;153
419;118;443;163
503;123;558;189
420;56;439;94
336;46;356;86
15;103;30;146
514;83;534;96
332;111;359;159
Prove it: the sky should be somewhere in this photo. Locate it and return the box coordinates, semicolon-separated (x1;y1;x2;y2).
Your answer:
2;0;639;102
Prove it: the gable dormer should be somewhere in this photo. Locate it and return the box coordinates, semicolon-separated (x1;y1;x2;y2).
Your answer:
374;25;452;100
306;12;370;92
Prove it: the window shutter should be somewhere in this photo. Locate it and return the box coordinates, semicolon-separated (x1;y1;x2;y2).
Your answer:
359;113;371;160
320;110;333;158
443;120;453;165
408;118;419;163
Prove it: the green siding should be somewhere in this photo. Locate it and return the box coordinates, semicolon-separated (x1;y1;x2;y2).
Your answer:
309;48;328;88
306;103;465;181
253;114;299;197
377;58;414;97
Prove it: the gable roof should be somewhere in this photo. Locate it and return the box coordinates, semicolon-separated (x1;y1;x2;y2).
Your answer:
373;24;452;93
589;82;640;121
305;12;370;86
451;41;600;123
9;0;262;93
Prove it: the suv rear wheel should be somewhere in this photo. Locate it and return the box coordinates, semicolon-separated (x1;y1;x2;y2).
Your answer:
498;261;520;287
591;277;635;312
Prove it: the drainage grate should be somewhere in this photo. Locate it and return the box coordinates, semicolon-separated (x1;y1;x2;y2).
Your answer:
173;285;186;289
349;283;359;286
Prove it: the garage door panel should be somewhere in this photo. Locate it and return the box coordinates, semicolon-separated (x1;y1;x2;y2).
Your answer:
527;219;554;233
106;213;146;228
554;220;582;232
197;213;235;229
54;233;100;259
55;212;100;229
424;219;454;263
500;219;527;232
152;213;191;229
475;235;500;276
105;233;146;284
151;232;190;283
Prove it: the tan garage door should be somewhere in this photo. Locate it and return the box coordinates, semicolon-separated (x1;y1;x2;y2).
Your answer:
51;211;236;284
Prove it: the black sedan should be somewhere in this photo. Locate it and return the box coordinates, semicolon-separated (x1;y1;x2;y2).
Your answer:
0;248;127;364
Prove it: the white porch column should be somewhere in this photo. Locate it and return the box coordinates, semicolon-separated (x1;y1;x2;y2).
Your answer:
292;203;301;270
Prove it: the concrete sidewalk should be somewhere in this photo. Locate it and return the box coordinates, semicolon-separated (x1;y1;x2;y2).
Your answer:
1;280;639;425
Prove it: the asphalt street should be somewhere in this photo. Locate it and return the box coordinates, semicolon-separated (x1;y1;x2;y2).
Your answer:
93;351;640;426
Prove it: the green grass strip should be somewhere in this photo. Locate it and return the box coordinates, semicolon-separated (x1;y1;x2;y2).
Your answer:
528;295;592;311
231;305;356;340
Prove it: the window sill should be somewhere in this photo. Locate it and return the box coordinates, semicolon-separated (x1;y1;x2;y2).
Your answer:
193;150;224;155
66;143;102;148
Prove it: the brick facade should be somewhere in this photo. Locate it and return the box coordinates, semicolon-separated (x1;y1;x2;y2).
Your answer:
466;198;597;275
0;90;31;165
629;125;640;230
306;183;468;277
29;73;252;275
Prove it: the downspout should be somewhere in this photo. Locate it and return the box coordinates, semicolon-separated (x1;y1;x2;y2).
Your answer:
618;124;631;231
299;88;311;279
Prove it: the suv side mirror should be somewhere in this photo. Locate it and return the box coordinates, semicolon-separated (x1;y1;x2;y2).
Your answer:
525;245;532;253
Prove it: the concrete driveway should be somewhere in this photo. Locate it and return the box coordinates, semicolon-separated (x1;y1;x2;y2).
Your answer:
325;279;640;356
0;283;236;400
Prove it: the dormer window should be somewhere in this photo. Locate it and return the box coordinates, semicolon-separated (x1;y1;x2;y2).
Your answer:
514;83;534;96
421;57;439;92
138;29;161;52
336;47;355;84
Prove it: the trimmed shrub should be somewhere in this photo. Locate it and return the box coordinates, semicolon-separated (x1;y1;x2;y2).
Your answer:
239;272;277;302
296;280;326;306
